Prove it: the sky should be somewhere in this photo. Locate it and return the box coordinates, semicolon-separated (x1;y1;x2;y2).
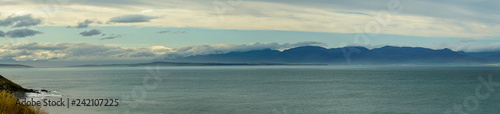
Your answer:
0;0;499;66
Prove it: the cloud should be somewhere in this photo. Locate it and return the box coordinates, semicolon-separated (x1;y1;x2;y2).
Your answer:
335;11;373;16
0;31;4;37
157;30;170;33
0;42;168;61
141;10;154;14
0;14;41;27
79;29;102;36
161;41;326;58
428;42;500;52
5;0;498;38
5;29;42;38
458;39;476;43
252;0;500;24
70;19;100;28
157;30;186;34
100;34;122;40
108;14;158;23
0;42;325;61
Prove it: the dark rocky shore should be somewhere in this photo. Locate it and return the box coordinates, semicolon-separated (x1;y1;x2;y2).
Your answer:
0;75;41;98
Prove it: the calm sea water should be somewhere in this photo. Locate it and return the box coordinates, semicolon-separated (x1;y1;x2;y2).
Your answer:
1;65;500;114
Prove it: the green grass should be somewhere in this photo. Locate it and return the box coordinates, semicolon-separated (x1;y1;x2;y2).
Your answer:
0;90;46;114
0;75;25;92
0;75;46;114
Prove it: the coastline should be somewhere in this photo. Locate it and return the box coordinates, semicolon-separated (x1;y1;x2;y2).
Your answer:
0;75;46;114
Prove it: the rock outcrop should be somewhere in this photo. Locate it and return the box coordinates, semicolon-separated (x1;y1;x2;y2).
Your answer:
0;75;37;98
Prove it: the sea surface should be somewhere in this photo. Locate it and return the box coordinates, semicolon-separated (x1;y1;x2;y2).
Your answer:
1;65;500;114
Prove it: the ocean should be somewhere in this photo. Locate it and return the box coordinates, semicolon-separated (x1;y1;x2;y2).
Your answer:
1;65;500;114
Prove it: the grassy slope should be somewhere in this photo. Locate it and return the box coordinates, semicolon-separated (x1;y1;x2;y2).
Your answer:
0;75;46;114
0;90;46;114
0;75;25;92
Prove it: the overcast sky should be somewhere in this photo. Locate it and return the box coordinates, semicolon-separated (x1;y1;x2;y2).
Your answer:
0;0;499;65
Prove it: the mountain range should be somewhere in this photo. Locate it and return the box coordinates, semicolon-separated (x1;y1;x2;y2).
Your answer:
8;45;500;67
70;62;325;67
0;64;33;68
168;46;499;65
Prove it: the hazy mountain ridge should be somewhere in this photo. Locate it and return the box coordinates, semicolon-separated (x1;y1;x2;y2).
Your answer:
170;45;495;65
0;64;33;68
70;61;326;67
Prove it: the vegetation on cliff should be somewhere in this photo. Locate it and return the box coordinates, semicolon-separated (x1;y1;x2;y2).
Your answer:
0;75;46;114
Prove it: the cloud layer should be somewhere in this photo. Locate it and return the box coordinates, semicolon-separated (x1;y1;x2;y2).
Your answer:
161;41;326;58
0;14;43;38
429;42;500;52
100;34;122;40
4;0;496;38
79;29;102;36
0;42;325;61
1;29;42;38
0;14;41;27
108;14;158;23
69;19;99;28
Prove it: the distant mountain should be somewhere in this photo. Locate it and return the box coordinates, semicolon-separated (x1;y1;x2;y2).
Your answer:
70;61;325;67
170;45;490;65
463;52;500;63
0;64;33;68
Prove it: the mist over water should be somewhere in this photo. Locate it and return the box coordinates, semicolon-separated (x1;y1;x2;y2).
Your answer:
1;66;500;113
